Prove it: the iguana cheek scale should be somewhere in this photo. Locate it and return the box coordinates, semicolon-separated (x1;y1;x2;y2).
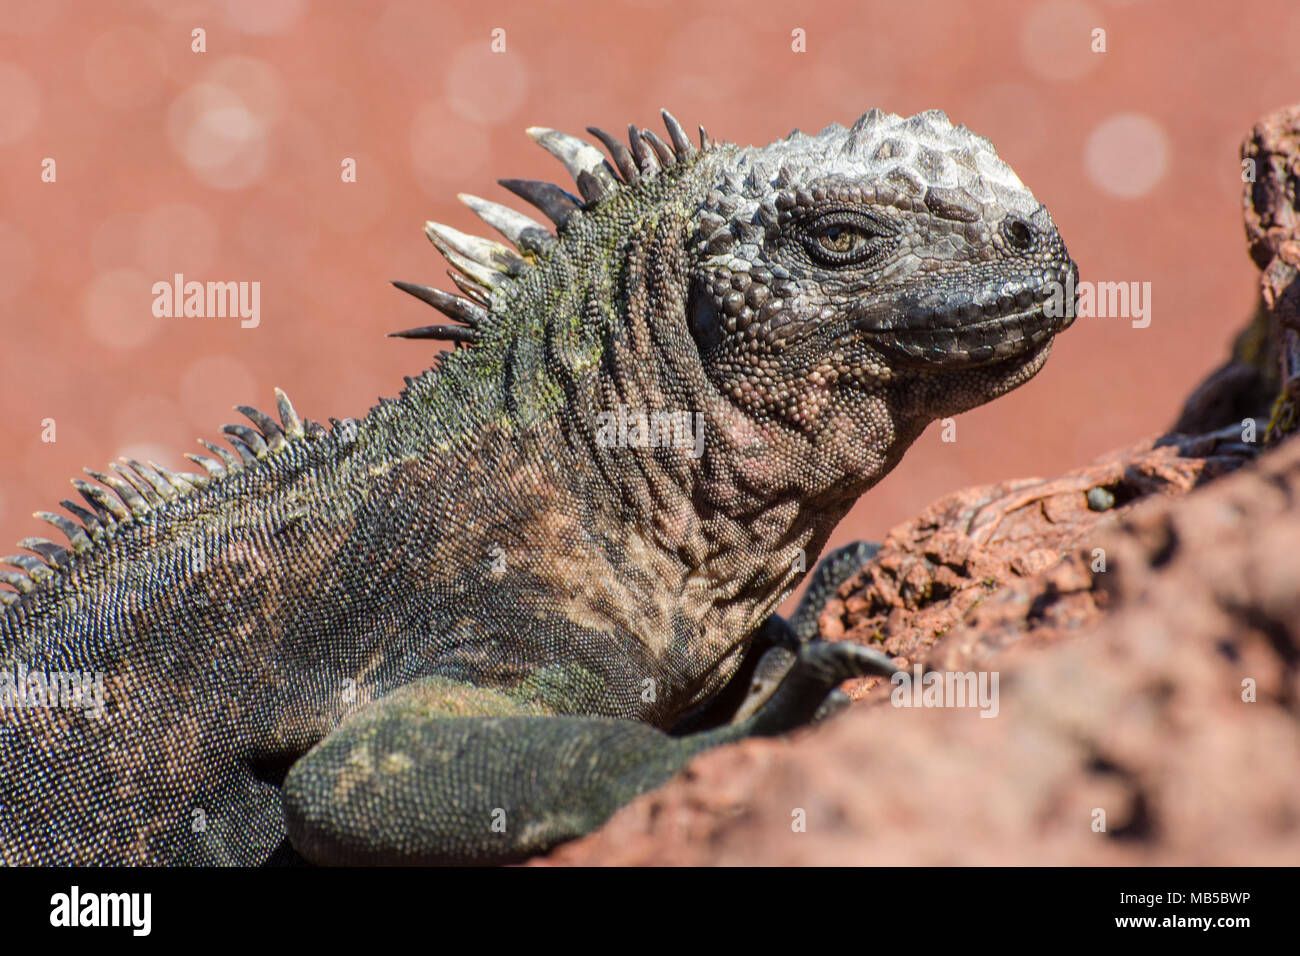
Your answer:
0;109;1076;864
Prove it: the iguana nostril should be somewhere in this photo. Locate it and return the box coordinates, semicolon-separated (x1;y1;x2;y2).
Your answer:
1002;218;1035;252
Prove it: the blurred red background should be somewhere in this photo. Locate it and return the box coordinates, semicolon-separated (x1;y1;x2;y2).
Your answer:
2;0;1297;609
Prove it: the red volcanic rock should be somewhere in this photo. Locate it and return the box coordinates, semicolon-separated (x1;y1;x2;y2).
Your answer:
825;429;1253;694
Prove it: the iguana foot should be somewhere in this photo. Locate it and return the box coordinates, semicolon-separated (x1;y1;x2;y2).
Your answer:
740;638;901;737
728;540;887;724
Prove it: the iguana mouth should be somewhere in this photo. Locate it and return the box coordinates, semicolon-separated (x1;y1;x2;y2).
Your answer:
869;306;1067;368
856;262;1078;369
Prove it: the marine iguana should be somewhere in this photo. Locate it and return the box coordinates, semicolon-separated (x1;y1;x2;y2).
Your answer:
0;108;1076;864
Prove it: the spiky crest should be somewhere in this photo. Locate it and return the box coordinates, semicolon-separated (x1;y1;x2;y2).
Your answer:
388;109;711;343
0;389;329;609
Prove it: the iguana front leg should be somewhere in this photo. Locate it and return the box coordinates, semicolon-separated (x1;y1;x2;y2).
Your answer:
282;638;898;865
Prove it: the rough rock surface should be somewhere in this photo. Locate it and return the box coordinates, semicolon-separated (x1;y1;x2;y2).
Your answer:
821;429;1254;695
542;429;1300;865
1241;103;1300;442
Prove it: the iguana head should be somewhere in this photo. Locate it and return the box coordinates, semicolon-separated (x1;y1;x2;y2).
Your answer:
684;108;1076;432
395;109;1074;504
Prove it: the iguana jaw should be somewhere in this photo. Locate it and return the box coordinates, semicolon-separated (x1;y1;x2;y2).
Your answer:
858;300;1071;370
854;252;1079;370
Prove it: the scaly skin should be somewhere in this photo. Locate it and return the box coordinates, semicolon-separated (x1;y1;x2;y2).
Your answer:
0;109;1075;864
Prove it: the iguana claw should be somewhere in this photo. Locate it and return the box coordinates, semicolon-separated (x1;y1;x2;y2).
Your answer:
742;639;902;737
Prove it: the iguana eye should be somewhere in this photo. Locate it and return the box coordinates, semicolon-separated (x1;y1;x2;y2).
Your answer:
800;210;892;267
818;224;861;254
